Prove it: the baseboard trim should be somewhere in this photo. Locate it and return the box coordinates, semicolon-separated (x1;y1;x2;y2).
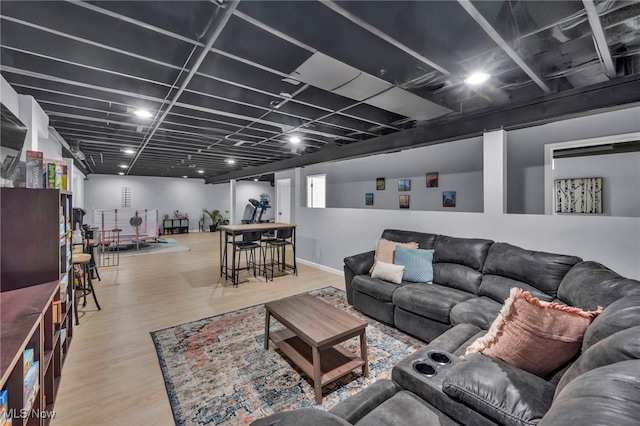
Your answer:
296;258;344;276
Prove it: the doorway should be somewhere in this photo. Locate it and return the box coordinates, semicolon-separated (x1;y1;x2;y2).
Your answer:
276;178;291;223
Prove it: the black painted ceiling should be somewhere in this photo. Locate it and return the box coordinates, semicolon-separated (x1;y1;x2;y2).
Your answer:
1;1;639;180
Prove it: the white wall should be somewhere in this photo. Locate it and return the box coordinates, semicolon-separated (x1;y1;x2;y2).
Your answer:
554;152;640;217
507;106;640;214
288;109;640;280
235;181;275;224
83;174;230;231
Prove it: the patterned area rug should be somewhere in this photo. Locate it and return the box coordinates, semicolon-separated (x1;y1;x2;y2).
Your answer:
151;287;425;425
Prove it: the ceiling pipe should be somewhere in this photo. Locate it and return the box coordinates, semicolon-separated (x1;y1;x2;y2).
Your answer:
582;0;617;79
457;0;552;94
127;1;239;172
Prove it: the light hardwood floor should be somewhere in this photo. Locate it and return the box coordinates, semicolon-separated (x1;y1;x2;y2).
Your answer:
52;232;344;425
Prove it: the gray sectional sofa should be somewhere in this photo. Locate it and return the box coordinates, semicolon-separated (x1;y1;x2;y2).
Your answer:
253;229;640;425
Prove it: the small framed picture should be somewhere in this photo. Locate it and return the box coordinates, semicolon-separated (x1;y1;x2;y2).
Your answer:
426;172;438;188
365;193;374;205
398;179;411;191
399;195;410;209
376;177;385;190
442;191;456;208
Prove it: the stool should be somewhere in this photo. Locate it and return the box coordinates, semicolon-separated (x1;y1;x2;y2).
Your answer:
86;238;101;281
73;253;101;325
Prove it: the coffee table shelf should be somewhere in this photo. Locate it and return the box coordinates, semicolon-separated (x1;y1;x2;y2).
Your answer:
270;329;366;386
264;294;368;403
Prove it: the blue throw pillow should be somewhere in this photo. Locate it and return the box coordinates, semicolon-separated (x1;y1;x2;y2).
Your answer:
394;246;434;283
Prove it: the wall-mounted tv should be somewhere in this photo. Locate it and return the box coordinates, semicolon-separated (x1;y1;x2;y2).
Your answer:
0;103;28;181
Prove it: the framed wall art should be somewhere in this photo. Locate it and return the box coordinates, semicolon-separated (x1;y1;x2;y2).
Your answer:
442;191;456;207
426;172;438;188
376;177;385;190
365;193;374;205
399;195;410;209
398;179;411;191
554;177;602;213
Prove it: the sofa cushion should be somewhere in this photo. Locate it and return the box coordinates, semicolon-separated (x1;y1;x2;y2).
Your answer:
356;390;460;426
442;353;555;426
370;238;419;273
481;243;581;300
557;261;640;310
449;297;502;330
393;283;475;323
479;275;554;303
381;229;437;249
432;236;493;294
371;261;405;284
540;360;640;426
556;326;640;395
329;379;400;424
352;275;404;302
466;288;602;377
582;295;640;350
394;246;434;283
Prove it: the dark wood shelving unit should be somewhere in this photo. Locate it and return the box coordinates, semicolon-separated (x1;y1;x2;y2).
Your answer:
162;218;189;234
1;188;74;425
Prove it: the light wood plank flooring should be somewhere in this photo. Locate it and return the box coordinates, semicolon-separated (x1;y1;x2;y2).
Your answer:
52;232;344;425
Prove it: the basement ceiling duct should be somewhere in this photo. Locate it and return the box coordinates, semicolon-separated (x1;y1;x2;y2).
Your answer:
290;52;452;121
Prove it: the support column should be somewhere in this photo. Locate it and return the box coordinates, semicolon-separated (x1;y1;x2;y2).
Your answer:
483;129;507;215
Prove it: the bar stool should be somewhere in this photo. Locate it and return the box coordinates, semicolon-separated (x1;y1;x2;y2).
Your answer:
231;230;266;286
266;228;297;278
73;253;101;325
85;238;101;281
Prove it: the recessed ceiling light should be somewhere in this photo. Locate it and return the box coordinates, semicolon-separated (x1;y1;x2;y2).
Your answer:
197;170;204;174
289;136;301;144
118;172;124;176
182;176;188;179
122;148;135;155
279;92;292;98
119;164;128;169
464;72;491;85
133;109;153;119
234;141;245;146
253;178;259;182
226;159;236;164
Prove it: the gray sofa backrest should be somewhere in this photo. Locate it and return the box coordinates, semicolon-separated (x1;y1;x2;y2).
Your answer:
557;261;640;310
479;242;582;303
432;235;493;294
381;229;437;249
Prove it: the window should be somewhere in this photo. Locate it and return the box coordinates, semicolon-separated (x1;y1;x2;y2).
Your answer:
306;174;326;208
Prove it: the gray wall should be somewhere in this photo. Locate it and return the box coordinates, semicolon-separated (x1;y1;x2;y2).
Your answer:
507;106;640;214
84;174;230;231
235;181;275;224
318;137;484;212
554;152;640;217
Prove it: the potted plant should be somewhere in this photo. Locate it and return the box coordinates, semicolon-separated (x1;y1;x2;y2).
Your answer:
202;209;222;232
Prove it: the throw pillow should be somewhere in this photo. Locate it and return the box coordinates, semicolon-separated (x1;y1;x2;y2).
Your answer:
394;246;434;283
465;287;602;377
370;238;419;273
371;261;405;284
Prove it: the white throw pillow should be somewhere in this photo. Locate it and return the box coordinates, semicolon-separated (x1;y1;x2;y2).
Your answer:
371;260;405;284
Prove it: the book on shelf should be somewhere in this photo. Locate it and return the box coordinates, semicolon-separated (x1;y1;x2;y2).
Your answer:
52;300;62;324
23;349;34;376
23;361;39;410
25;150;43;189
0;389;8;425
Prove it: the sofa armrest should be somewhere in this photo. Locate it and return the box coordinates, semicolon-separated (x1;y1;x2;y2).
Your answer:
250;408;351;425
328;379;401;424
344;250;375;304
442;353;555;426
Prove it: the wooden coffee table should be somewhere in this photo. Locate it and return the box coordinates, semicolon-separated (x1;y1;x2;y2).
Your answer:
264;294;368;403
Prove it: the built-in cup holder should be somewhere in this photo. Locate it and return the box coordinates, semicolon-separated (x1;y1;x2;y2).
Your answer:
428;352;451;365
414;362;437;377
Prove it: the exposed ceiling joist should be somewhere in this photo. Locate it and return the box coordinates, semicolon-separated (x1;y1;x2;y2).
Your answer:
582;0;617;79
